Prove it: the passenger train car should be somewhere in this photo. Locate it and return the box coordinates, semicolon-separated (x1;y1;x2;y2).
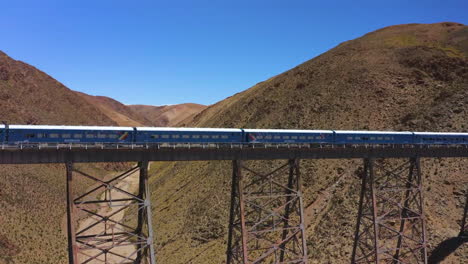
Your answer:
1;124;468;146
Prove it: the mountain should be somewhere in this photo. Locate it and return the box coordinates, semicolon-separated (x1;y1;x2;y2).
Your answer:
148;22;468;263
75;92;207;127
75;92;151;126
129;103;207;127
0;51;116;126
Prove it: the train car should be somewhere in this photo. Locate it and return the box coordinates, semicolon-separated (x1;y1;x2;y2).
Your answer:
244;129;334;144
6;125;135;144
135;127;243;144
334;131;414;144
413;132;468;145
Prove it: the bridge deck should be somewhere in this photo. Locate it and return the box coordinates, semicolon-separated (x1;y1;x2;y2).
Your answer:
0;144;467;164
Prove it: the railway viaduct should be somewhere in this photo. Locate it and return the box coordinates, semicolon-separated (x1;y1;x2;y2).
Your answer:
1;144;467;263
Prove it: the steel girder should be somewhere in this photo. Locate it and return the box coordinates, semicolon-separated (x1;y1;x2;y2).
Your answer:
226;159;308;264
66;161;156;264
351;158;428;264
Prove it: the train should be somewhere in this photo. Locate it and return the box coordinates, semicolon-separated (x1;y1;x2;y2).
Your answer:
1;124;468;146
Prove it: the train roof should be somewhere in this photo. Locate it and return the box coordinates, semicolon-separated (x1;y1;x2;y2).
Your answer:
413;132;468;136
8;125;134;131
334;130;413;135
243;129;333;133
136;127;242;132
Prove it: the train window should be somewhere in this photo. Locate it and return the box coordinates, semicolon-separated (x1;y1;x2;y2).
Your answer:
377;137;383;140
161;135;170;139
291;136;298;139
74;134;83;138
97;134;106;139
221;135;229;139
202;135;210;139
62;134;71;138
283;136;290;139
315;136;322;139
265;135;272;139
151;135;159;139
108;134;118;139
25;133;35;138
274;136;281;139
256;136;263;139
49;133;59;138
212;135;219;139
299;136;306;140
182;135;190;139
370;137;375;140
192;135;200;139
347;136;353;140
37;133;46;138
355;137;361;140
172;135;180;139
307;136;314;139
86;134;95;138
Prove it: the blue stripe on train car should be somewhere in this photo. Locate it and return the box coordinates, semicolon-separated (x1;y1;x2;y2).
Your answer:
243;129;334;144
135;129;243;143
7;128;134;144
414;132;468;145
334;131;414;144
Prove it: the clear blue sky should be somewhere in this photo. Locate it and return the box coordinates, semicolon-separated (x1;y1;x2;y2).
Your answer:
1;1;467;106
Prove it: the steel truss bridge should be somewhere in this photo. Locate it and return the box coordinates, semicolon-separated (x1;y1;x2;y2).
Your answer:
1;143;467;264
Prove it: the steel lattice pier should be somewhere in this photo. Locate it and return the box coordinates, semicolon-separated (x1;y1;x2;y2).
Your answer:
226;159;308;264
351;158;428;264
66;161;156;264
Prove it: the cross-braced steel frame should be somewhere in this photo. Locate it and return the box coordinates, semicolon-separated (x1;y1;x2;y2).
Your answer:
66;161;156;264
351;157;428;264
226;159;308;264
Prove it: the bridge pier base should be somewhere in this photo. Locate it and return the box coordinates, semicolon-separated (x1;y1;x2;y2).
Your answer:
226;159;308;264
351;157;428;264
66;161;156;264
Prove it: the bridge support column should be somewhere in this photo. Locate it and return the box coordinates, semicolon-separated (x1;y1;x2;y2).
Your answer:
351;158;428;264
226;159;308;264
459;191;468;238
66;161;156;264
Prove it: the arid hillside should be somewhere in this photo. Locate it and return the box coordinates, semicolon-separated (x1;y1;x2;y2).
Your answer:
0;51;126;264
129;103;207;126
0;51;116;126
75;92;152;126
148;22;468;263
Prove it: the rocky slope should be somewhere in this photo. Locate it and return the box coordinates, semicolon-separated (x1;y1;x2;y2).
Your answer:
147;22;468;263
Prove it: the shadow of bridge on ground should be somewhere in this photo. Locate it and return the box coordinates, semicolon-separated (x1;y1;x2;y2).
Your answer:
428;235;467;264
